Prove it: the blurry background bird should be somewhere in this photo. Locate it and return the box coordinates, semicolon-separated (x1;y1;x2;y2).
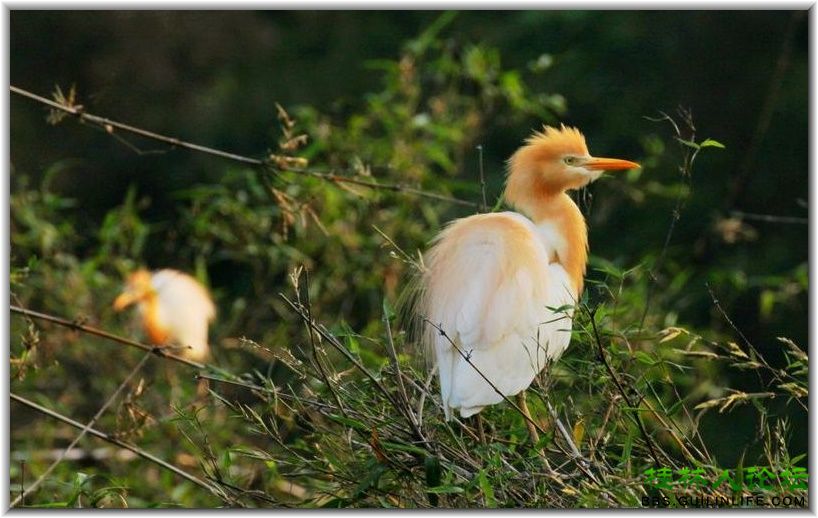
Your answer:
417;125;638;440
114;268;216;363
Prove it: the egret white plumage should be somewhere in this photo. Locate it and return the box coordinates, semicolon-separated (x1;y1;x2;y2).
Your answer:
113;268;216;362
418;125;639;424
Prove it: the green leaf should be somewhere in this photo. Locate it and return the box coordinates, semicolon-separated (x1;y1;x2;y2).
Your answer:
790;453;806;465
675;138;700;150
353;461;388;498
327;414;369;432
593;263;625;280
31;502;71;508
500;71;525;101
759;290;776;320
620;429;634;465
426;485;464;494
344;334;360;355
699;138;726;149
477;469;497;508
535;430;554;449
491;194;506;212
407;10;458;55
382;298;396;321
633;351;656;365
424;455;442;506
424;455;442;488
381;441;427;456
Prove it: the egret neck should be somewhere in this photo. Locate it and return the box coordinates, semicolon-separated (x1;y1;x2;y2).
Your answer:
528;193;587;297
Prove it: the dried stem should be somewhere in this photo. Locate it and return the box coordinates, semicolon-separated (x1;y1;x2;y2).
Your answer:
10;305;205;369
10;392;224;500
639;108;696;330
11;85;262;165
729;210;807;225
476;144;488;213
300;268;348;417
382;304;416;429
12;351;153;507
585;304;662;466
280;293;428;445
10;84;478;209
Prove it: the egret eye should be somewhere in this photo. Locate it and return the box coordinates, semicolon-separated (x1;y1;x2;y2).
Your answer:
563;156;579;166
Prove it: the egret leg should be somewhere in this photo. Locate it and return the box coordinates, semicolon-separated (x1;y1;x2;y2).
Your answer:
516;391;540;446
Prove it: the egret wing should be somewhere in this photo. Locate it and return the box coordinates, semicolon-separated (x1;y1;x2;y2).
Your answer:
420;212;575;418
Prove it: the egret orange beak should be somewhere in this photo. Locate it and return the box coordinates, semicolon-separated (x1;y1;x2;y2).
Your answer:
113;292;137;311
584;156;640;171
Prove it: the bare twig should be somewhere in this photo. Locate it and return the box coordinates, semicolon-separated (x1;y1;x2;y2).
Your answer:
476;144;487;213
11;85;263;165
10;393;224;500
545;401;584;462
300;268;348;417
10;84;478;209
415;366;437;428
705;284;763;364
283;167;479;208
280;293;428;445
10;305;205;369
639;108;696;330
12;351;153;507
729;210;807;225
705;283;806;413
382;303;416;429
585;305;663;466
641;382;709;463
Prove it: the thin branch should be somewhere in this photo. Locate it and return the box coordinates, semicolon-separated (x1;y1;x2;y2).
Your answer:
705;284;762;363
641;382;708;464
10;84;479;209
585;305;663;466
705;283;805;410
382;304;416;429
10;305;205;369
300;268;348;417
282;168;479;208
412;365;437;429
280;293;428;446
476;144;488;213
639;108;696;330
544;401;585;463
10;393;223;501
12;351;153;507
198;374;337;412
10;85;263;165
729;210;807;225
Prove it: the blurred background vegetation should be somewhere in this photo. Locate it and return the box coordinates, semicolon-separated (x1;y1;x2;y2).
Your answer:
10;11;808;508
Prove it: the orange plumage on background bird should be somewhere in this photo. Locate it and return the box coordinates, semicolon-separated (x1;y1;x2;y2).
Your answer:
418;125;639;425
113;269;216;362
